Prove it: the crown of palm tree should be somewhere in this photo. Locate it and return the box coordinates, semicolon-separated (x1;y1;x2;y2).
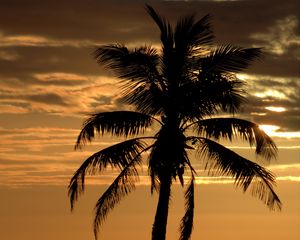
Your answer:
69;5;281;240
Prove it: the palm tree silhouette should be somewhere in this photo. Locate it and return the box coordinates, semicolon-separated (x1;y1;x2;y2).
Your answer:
68;5;281;240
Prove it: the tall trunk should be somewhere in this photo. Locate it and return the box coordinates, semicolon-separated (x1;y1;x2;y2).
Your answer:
152;176;172;240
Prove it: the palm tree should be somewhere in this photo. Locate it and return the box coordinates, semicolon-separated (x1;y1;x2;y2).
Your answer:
68;5;281;240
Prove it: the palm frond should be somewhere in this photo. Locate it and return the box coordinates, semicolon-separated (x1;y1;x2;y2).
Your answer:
119;81;166;116
93;144;154;239
93;44;161;83
145;4;173;51
200;45;262;73
93;158;140;240
215;77;246;113
179;176;194;240
196;137;282;210
75;111;155;148
175;76;246;120
175;13;213;51
146;4;175;84
194;118;277;160
68;138;147;210
198;73;246;114
93;44;166;115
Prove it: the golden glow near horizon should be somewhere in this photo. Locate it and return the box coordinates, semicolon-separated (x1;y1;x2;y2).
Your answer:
265;106;286;112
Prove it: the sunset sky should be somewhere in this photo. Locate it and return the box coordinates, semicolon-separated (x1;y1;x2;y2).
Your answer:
0;0;299;239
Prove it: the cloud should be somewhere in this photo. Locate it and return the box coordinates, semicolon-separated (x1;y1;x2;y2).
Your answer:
34;72;89;82
0;50;20;61
235;73;300;132
0;32;99;48
0;73;122;115
251;15;300;55
25;93;67;106
0;104;30;114
0;92;68;113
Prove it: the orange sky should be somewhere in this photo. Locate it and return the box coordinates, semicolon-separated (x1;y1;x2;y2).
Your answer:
0;0;299;239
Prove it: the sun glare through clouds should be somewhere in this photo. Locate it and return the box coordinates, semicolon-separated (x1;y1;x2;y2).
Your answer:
265;106;286;112
259;124;281;136
254;90;286;99
259;124;300;138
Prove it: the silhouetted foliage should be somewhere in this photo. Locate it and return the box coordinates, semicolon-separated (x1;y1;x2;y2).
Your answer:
69;5;281;240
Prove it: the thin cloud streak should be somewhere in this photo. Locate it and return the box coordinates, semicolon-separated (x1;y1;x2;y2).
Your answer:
1;170;299;188
0;74;121;115
0;32;101;48
251;15;300;55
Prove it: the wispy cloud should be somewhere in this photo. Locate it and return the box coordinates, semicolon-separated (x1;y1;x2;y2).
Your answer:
34;72;89;82
251;15;300;56
236;73;300;133
0;50;20;61
0;32;100;48
0;73;121;115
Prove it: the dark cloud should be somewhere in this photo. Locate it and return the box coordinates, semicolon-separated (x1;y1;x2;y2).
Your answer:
24;93;67;105
250;55;300;77
0;0;298;42
91;95;113;106
242;94;300;131
0;47;99;77
0;112;82;129
0;0;298;46
0;92;67;106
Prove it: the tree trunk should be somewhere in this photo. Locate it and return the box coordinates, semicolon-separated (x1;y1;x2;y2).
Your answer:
152;176;172;240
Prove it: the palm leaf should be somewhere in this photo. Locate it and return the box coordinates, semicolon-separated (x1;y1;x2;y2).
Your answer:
173;14;213;83
119;80;166;116
175;13;213;51
93;159;140;240
200;45;262;73
179;176;194;240
194;118;277;160
145;4;173;52
93;44;167;115
175;76;245;121
93;144;153;239
145;4;175;84
197;73;246;114
196;137;282;210
68;138;147;210
75;111;155;148
94;44;161;83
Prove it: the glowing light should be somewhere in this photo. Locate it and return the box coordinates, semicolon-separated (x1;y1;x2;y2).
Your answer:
254;90;286;99
259;125;300;138
276;176;300;182
236;73;249;80
259;125;280;135
34;72;88;82
250;112;267;116
265;106;286;112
